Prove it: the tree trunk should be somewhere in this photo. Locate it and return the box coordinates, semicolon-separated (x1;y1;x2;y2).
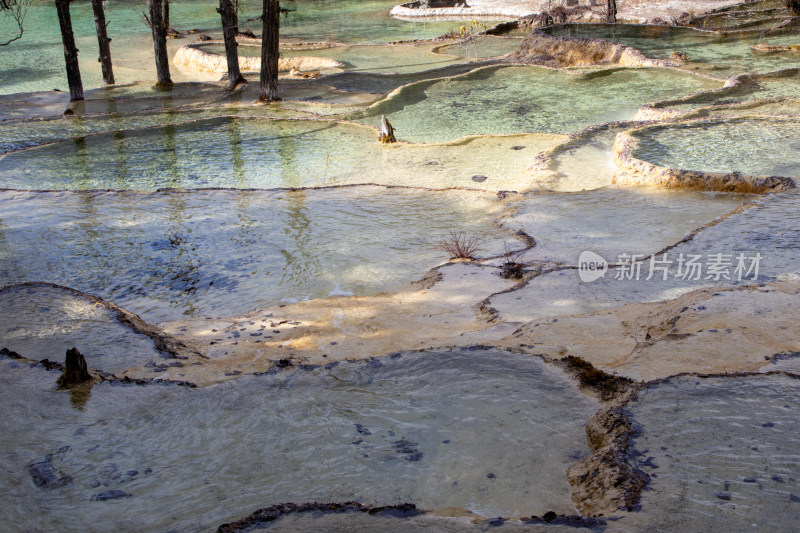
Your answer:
56;0;84;101
91;0;115;85
218;0;247;90
148;0;173;87
606;0;617;23
258;0;280;102
163;0;170;31
785;0;800;16
232;0;240;34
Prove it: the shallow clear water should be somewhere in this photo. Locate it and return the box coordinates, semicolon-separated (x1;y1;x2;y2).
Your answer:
546;23;800;78
0;348;598;530
0;188;509;323
492;190;800;324
0;284;163;374
436;35;524;60
626;374;800;532
504;188;743;265
355;66;722;142
655;72;800;113
632;117;800;177
533;125;625;192
0;116;562;191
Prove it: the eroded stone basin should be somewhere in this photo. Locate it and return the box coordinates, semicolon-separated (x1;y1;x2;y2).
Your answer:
492;189;800;324
625;374;800;531
504;187;743;265
0;348;599;530
0;116;562;191
0;188;511;323
0;284;163;374
629;117;800;178
355;65;722;142
545;24;800;77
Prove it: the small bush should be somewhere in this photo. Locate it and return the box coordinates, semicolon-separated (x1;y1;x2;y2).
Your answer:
436;231;481;260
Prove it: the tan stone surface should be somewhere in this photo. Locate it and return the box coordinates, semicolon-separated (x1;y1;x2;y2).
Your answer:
497;280;800;381
122;263;519;386
173;43;342;75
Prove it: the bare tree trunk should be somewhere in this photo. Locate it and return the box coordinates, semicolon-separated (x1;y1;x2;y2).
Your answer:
785;0;800;15
56;0;83;101
163;0;170;31
218;0;247;90
148;0;173;87
231;0;240;34
606;0;617;23
257;0;280;102
91;0;114;85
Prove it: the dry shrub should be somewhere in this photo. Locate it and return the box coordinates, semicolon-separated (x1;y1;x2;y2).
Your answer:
436;231;481;260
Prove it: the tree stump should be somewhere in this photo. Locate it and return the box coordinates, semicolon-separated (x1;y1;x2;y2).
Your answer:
379;115;396;143
56;348;92;388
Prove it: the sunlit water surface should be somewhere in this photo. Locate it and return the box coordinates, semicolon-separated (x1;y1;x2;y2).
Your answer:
625;374;800;532
631;117;800;177
0;284;163;374
0;0;472;95
0;116;563;191
0;187;510;323
0;348;598;531
546;23;800;78
355;66;722;142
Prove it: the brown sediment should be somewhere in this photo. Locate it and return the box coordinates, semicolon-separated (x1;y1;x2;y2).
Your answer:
217;502;423;532
566;395;650;516
506;30;676;68
612;118;797;192
559;355;635;401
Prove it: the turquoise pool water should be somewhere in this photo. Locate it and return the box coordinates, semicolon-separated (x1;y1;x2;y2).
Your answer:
354;65;722;142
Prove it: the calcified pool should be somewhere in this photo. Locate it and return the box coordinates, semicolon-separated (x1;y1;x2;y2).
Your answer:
355;65;722;142
4;0;800;530
624;374;800;532
492;189;800;324
630;117;800;177
546;23;800;78
0;348;599;530
0;116;564;191
0;187;512;322
0;284;163;374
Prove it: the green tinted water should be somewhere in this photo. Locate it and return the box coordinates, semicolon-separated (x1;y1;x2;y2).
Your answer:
0;116;562;191
632;117;800;176
355;66;722;142
0;0;468;95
